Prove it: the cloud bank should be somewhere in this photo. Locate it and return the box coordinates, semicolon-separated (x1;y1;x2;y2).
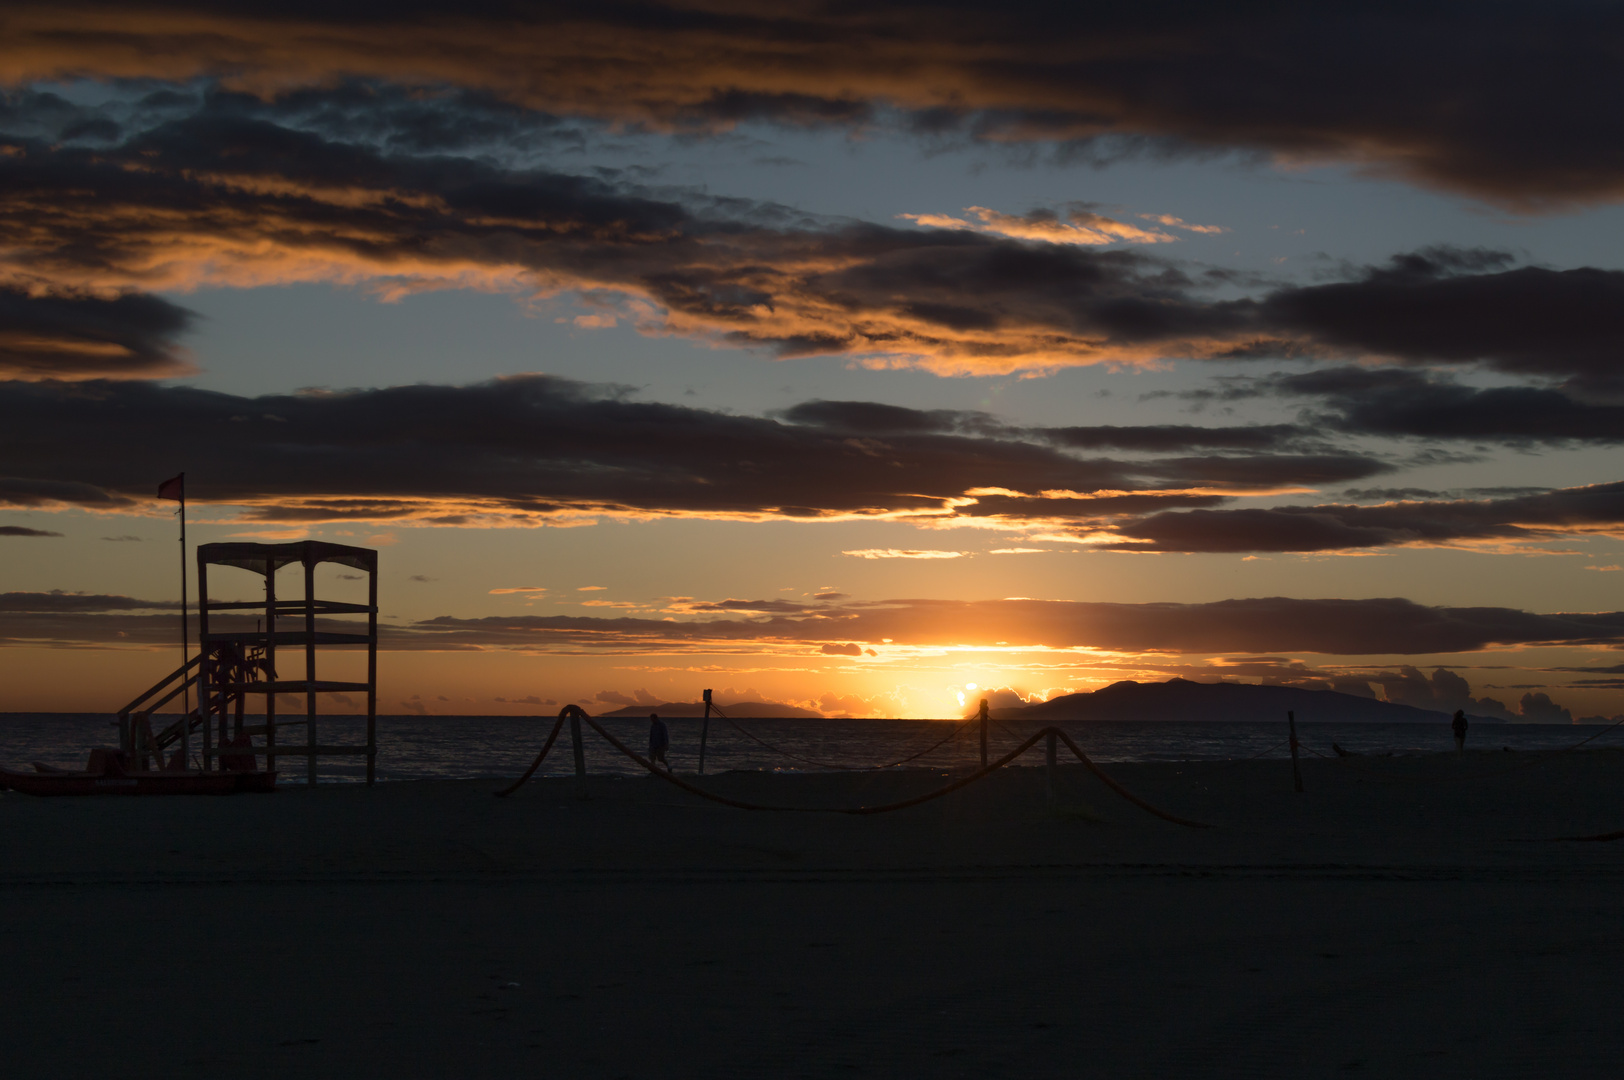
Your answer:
2;2;1622;206
4;100;1624;378
0;375;1383;529
8;375;1624;552
10;593;1623;657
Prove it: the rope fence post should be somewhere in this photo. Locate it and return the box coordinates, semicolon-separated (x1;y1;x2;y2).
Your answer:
979;698;989;767
571;708;586;778
699;688;712;775
1045;728;1058;807
1288;710;1303;793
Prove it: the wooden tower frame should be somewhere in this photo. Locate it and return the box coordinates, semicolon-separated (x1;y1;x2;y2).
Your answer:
195;541;379;785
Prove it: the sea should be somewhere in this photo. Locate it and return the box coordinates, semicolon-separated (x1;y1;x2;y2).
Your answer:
1;712;1620;783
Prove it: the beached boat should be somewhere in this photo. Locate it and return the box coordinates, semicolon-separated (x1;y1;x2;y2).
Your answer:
0;748;274;796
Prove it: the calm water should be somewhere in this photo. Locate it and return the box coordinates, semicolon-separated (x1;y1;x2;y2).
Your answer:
1;712;1619;783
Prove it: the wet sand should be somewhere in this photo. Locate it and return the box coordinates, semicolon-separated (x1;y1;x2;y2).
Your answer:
3;750;1624;1077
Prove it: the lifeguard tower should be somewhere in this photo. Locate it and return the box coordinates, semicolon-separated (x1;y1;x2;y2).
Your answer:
196;541;379;784
113;540;380;785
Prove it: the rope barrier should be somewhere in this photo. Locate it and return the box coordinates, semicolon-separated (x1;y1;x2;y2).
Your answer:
495;706;1624;835
495;707;1211;827
1238;738;1289;761
492;711;568;798
1048;729;1212;828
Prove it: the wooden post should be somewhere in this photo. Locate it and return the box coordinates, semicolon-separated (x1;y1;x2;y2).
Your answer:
1045;729;1058;807
366;555;377;785
698;688;712;775
177;480;188;754
570;709;586;778
979;699;989;767
200;661;212;770
197;558;210;771
265;561;276;778
304;555;317;786
1288;710;1304;793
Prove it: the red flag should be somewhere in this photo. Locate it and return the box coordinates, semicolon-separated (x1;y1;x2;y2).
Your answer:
158;473;184;501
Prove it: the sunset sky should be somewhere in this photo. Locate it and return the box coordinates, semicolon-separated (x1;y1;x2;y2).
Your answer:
5;2;1624;721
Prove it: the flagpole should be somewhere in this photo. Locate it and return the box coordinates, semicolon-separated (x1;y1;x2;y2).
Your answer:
158;472;189;764
180;481;188;720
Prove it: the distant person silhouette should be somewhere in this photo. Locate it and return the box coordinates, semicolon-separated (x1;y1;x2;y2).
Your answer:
1452;709;1468;756
648;712;670;770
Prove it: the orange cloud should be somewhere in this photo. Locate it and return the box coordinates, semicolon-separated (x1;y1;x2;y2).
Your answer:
1137;213;1228;235
900;206;1176;245
0;129;1291;377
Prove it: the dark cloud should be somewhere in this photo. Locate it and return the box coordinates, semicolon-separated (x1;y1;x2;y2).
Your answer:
13;593;1624;657
778;400;979;435
1105;482;1624;553
389;596;1624;656
779;399;1312;451
0;477;135;509
1267;367;1624;443
685;599;816;614
0;525;61;537
782;401;1308;451
3;4;1624;205
4;101;1623;377
0;113;1264;375
0;287;194;380
0;605;351;649
0;375;1383;524
0;591;175;612
219;82;593;158
1341;486;1553;503
1128;656;1338;690
1518;691;1574;724
1038;424;1306;453
1259;252;1624;387
7;371;1621;552
1369;665;1512;720
1341;487;1447;502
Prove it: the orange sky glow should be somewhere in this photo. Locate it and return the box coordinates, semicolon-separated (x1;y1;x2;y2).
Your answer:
6;3;1624;725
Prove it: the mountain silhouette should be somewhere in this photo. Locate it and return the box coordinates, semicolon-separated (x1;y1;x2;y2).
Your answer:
993;678;1497;724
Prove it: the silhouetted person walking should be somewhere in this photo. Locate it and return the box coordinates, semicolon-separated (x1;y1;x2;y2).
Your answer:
1452;709;1468;756
648;712;670;770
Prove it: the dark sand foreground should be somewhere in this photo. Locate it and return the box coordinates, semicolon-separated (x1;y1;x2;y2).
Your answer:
4;750;1624;1077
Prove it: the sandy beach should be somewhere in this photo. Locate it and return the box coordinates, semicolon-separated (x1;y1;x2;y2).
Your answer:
4;750;1624;1077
